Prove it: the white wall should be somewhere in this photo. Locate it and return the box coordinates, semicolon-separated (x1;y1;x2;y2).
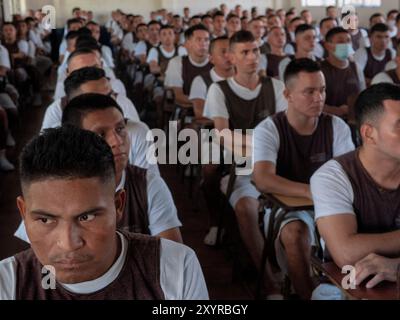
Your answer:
291;0;400;28
14;0;400;28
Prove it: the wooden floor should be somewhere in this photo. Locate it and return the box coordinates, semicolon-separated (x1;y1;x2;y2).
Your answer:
0;75;254;300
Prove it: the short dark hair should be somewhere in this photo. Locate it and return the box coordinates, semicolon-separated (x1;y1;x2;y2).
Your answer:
62;93;124;128
325;27;349;42
370;22;389;35
184;24;209;40
67;47;100;66
148;20;162;28
319;16;336;29
86;21;99;28
229;30;255;49
202;14;212;20
369;12;384;23
387;9;399;18
213;11;225;19
19;126;116;190
355;83;400;130
67;18;82;29
283;58;321;85
295;23;314;36
160;24;174;32
289;16;303;25
66;30;80;41
210;35;229;53
64;67;106;98
136;23;147;32
72;7;81;14
226;13;239;22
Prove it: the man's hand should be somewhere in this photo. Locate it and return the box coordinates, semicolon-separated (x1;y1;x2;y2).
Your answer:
355;253;400;288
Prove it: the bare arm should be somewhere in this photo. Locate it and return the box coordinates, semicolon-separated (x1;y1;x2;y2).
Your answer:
156;227;183;243
149;60;161;75
191;98;208;120
171;87;192;108
253;161;311;199
317;214;400;268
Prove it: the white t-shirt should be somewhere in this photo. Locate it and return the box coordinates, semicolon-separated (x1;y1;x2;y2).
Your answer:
146;46;186;64
164;56;210;88
203;77;288;120
371;71;396;85
134;40;151;57
41;95;139;131
354;47;396;72
101;45;115;69
0;232;208;300
385;60;397;71
253;114;355;165
17;40;29;56
59;39;67;56
122;32;134;52
189;68;226;101
0;45;11;69
311;159;357;221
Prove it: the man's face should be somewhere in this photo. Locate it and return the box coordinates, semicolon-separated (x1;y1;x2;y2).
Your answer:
301;11;312;25
81;108;130;177
367;100;400;161
285;71;326;118
160;28;175;46
69;22;82;32
190;18;202;27
187;30;210;58
227;17;241;34
202;17;214;33
229;41;260;75
371;31;390;51
326;32;351;54
3;25;16;42
67;53;102;75
327;7;338;19
267;16;282;30
173;17;182;29
268;27;286;48
213;16;226;33
148;24;161;41
296;29;317;52
17;176;124;284
73;9;81;18
67;38;77;52
87;24;100;42
18;22;28;36
249;20;265;40
370;15;385;27
321;19;337;38
184;8;190;17
136;26;148;41
210;39;232;71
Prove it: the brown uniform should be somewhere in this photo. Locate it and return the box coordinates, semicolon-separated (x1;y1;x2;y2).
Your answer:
182;56;213;96
364;47;392;81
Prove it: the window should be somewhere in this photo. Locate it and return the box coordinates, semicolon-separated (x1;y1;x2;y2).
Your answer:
301;0;336;6
302;0;381;6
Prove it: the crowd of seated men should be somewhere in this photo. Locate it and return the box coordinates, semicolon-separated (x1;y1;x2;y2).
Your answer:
0;3;399;300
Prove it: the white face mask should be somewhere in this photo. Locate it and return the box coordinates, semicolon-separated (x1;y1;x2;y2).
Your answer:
388;20;396;28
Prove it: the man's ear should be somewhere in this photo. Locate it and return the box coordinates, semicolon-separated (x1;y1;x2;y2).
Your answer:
360;123;376;146
283;87;291;102
115;189;126;223
16;196;27;221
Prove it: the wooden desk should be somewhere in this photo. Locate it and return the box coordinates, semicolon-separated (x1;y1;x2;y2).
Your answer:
312;259;399;300
263;193;314;211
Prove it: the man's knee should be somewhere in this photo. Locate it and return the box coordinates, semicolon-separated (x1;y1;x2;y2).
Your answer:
280;220;309;248
235;197;258;221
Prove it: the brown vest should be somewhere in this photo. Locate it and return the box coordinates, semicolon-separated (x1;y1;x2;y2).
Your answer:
200;70;214;91
386;68;400;84
336;150;400;233
14;231;165;300
272;112;334;183
218;77;276;130
266;54;287;78
259;42;271;55
320;60;362;107
364;47;392;80
181;56;213;95
119;165;150;235
351;30;363;51
157;46;178;77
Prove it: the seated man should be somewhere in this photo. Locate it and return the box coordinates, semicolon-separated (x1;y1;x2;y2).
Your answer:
0;106;14;171
253;58;354;299
16;93;172;243
266;26;287;79
372;42;400;85
320;27;365;118
0;126;207;300
311;83;400;282
86;21;115;70
42;67;139;130
204;30;287;279
354;23;396;86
